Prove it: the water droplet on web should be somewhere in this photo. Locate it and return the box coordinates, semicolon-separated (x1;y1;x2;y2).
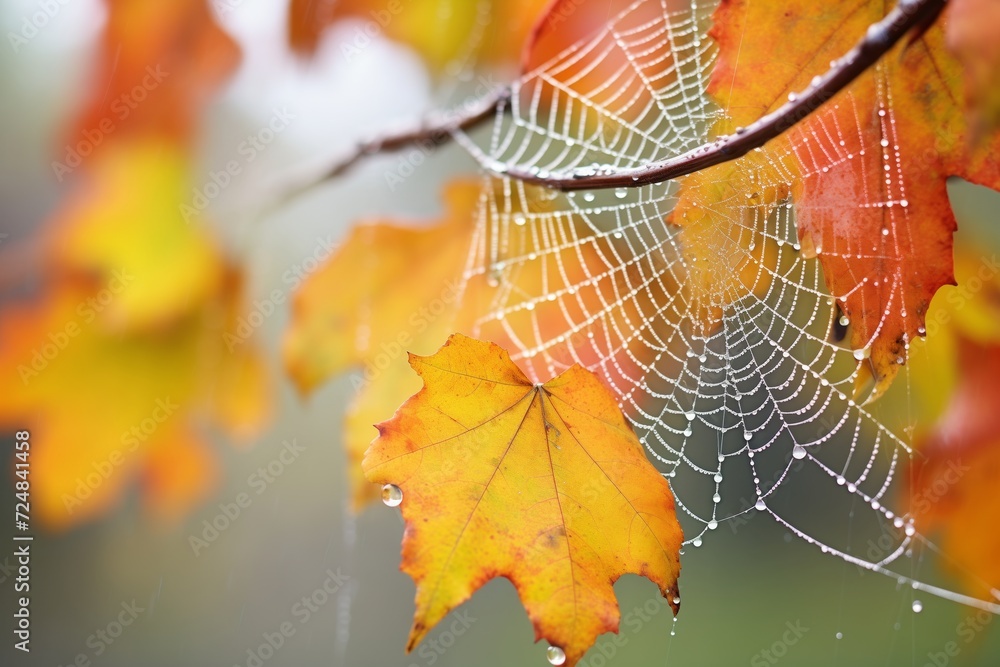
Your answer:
788;92;798;102
893;516;905;528
755;498;767;511
836;475;846;485
714;473;723;483
685;411;695;421
839;315;850;327
792;444;807;460
708;520;718;530
692;537;703;547
911;600;923;613
744;431;753;441
547;645;566;665
583;192;595;203
712;493;721;503
880;138;889;147
615;188;628;199
852;347;869;361
836;632;843;640
811;75;822;87
381;484;403;507
513;213;527;226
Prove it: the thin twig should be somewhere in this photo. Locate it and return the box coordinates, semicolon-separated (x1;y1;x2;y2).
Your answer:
270;86;511;209
493;0;948;190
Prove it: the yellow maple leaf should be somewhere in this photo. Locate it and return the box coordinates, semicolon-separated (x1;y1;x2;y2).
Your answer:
363;334;682;667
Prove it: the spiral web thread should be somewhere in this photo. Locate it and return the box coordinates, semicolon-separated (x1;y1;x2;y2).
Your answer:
453;0;1000;611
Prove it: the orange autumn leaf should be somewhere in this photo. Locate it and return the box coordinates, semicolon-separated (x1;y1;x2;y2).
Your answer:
363;334;682;667
287;0;550;72
947;0;1000;138
696;0;1000;399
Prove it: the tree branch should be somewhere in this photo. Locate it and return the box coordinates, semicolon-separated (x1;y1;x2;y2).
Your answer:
286;0;946;198
495;0;948;190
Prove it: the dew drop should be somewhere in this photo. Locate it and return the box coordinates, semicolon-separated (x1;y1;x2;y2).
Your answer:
839;315;850;327
852;347;869;361
792;444;807;460
755;498;767;511
513;213;527;226
547;645;566;665
880;138;889;147
911;600;923;613
582;192;596;203
685;411;696;421
714;473;723;483
836;475;846;486
382;484;403;507
788;92;799;102
744;431;753;441
692;537;703;547
615;188;628;199
712;493;722;503
708;520;719;530
836;632;843;640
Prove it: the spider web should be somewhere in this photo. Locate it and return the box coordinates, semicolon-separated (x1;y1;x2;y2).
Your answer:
450;0;1000;611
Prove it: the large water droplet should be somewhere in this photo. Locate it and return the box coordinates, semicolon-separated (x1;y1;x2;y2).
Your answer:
911;600;923;613
792;444;807;460
547;645;566;665
513;213;527;226
615;188;628;199
582;192;595;203
382;484;403;507
755;498;767;511
852;347;870;361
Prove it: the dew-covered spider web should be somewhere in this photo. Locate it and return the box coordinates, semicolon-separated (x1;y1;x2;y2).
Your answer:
446;0;1000;612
